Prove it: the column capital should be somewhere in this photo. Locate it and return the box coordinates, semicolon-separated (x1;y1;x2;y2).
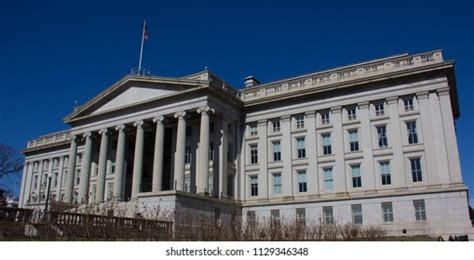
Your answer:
98;129;109;135
153;115;165;123
197;106;215;114
416;91;429;100
174;111;187;119
386;96;399;105
133;120;144;128
437;87;450;96
70;135;77;142
83;132;92;138
115;124;126;131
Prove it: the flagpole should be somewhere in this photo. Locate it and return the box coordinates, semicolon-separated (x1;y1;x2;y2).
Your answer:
138;20;146;75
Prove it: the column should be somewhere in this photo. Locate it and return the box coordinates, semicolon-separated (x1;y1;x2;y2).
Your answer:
437;87;463;184
131;121;145;200
218;118;228;198
197;106;214;194
174;111;186;191
24;163;34;205
257;119;268;198
78;132;93;204
95;129;109;203
18;162;29;208
152;116;165;192
281;115;292;196
331;106;347;195
237;122;245;201
429;92;450;184
113;125;127;200
358;102;376;191
36;160;44;199
387;97;407;188
305;111;319;194
55;157;65;201
65;135;77;203
45;158;54;204
417;91;438;185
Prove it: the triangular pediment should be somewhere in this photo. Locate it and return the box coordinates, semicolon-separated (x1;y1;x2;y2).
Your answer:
64;75;209;123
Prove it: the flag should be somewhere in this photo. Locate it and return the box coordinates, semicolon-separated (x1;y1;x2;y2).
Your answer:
143;22;148;41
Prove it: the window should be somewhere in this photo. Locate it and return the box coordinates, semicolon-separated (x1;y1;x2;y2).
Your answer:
322;134;332;155
349;130;359;151
227;175;234;197
62;170;68;187
298;170;307;192
375;102;385;116
208;174;214;195
186;126;192;136
377;126;388;148
382;202;394;223
209;142;214;161
272;120;280;132
351;204;363;224
250;176;258;196
406;121;418;144
321;111;330;125
413;200;427;221
75;169;81;185
107;182;114;201
351;164;362;188
227;143;233;162
404;97;414;112
296;115;305;129
324;167;334;191
297;137;306;158
53;172;58;188
110;162;116;175
296;208;306;226
249;124;258;137
247;211;256;227
380;161;391;185
271;209;280;227
33;175;38;189
250;144;258;164
273;141;281;162
273;173;281;194
410;158;423;182
323;206;334;224
347;106;357;120
184;146;192;164
184;174;191;192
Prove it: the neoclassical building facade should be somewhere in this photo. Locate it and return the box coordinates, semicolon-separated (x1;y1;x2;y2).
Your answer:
19;50;472;237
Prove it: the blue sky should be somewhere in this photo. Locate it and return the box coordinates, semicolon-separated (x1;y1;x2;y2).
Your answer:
0;0;472;203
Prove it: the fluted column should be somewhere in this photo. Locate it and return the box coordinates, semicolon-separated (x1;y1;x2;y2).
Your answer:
331;106;347;194
358;102;376;190
18;162;29;208
55;157;65;201
35;160;44;200
113;125;127;200
197;106;214;194
78;132;93;204
131;121;145;200
218;118;228;198
95;129;109;203
65;135;77;203
174;111;187;191
152;116;165;192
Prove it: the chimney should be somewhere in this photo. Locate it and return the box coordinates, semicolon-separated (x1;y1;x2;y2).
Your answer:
244;76;260;88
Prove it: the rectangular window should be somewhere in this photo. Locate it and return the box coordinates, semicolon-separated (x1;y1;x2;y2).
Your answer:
184;146;192;164
76;169;81;185
249;125;258;137
53;172;58;188
298;170;308;192
382;202;394;223
62;170;68;187
351;164;362;188
271;209;280;227
323;206;334;224
375;102;385;116
377;126;388;148
209;142;214;161
380;161;391;185
410;158;423;182
322;134;332;155
250;176;258;196
247;211;256;228
107;182;114;201
297;137;306;158
349;130;359;151
413;200;427;221
273;173;281;195
347;106;357;120
33;175;38;189
404;98;414;112
273;141;281;162
272;120;280;132
186;126;192;136
296;208;306;226
250;144;258;164
324;167;334;191
321;111;330;125
351;204;363;224
406;121;418;144
184;174;191;192
296;115;305;129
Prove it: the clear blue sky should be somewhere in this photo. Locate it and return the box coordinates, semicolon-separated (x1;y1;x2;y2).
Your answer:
0;0;472;203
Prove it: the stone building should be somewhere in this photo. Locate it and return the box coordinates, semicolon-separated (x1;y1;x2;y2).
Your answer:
19;50;473;238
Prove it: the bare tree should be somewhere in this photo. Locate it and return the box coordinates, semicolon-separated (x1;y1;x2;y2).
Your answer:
0;144;23;180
